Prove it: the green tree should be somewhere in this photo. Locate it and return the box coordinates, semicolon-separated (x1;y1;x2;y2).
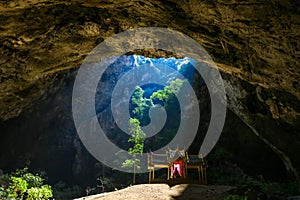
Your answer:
123;79;185;184
130;86;153;122
150;78;185;106
122;118;146;185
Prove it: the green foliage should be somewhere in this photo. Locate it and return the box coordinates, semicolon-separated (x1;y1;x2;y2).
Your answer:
224;194;247;200
122;118;146;165
127;118;146;155
0;174;10;198
123;79;185;184
131;86;154;121
23;172;43;188
150;78;185;106
8;177;28;198
0;186;6;199
130;79;185;122
122;159;135;167
0;168;53;200
27;185;53;200
122;118;146;184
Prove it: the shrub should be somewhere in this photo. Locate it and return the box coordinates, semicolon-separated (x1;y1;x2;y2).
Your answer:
8;177;28;198
27;185;53;200
0;168;53;199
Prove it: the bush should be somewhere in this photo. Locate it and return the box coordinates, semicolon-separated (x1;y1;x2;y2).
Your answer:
27;185;53;200
0;168;53;199
8;177;28;198
23;172;43;188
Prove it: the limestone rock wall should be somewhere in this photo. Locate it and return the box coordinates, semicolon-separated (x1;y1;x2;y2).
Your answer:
0;0;299;184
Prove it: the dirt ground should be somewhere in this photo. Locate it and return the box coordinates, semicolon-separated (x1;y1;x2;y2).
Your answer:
74;184;233;200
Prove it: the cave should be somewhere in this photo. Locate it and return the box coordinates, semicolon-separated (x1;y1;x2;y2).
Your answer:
0;0;299;199
0;53;296;189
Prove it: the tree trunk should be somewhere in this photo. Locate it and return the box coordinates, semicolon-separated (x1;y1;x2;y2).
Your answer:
133;163;136;185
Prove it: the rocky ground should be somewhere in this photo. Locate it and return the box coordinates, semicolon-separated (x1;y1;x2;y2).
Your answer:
74;184;234;200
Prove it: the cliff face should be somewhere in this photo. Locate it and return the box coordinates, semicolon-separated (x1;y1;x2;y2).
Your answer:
0;0;299;184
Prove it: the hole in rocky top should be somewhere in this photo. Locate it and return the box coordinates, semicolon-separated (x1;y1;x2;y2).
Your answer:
95;54;204;152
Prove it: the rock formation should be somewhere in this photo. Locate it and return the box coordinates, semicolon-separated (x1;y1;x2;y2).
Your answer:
0;0;299;186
